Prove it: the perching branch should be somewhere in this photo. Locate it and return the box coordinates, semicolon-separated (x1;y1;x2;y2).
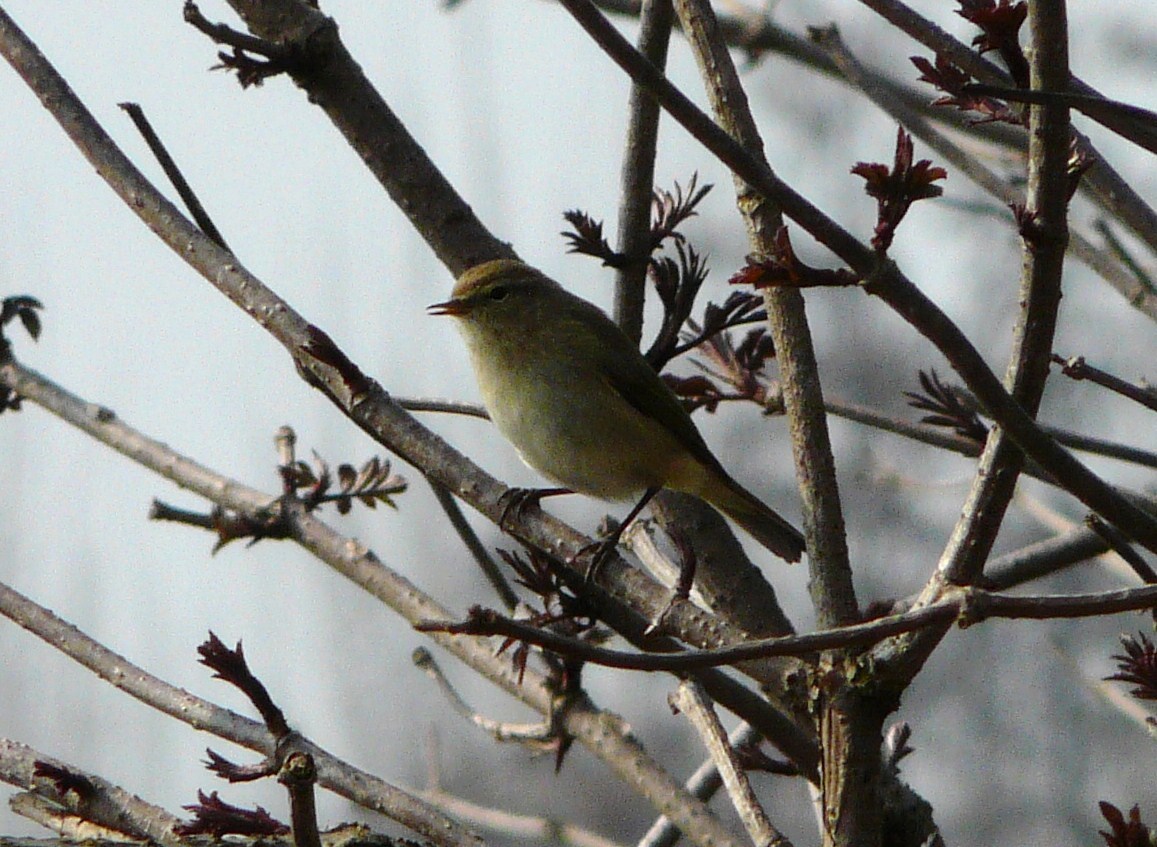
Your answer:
0;354;816;834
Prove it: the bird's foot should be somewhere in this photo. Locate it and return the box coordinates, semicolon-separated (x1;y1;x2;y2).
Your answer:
576;516;626;585
577;538;615;585
497;487;571;532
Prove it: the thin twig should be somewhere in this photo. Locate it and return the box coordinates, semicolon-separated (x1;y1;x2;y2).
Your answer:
1094;219;1157;302
429;481;520;611
418;778;625;847
118;102;230;251
669;681;791;847
183;1;294;59
1086;516;1157;586
828;395;1157;471
983;526;1109;590
1052;354;1157;412
1038;424;1157;469
411;648;556;744
395;396;490;419
423;583;1157;672
613;0;674;342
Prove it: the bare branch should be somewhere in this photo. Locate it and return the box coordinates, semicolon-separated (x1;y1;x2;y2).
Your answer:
0;357;769;847
117;102;230;250
0;580;480;847
422;585;1157;672
669;681;791;847
612;0;674;342
931;0;1072;588
1052;354;1157;412
0;741;183;845
548;0;1157;555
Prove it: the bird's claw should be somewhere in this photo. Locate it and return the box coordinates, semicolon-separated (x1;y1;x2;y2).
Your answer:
497;487;570;532
643;589;688;636
576;537;618;585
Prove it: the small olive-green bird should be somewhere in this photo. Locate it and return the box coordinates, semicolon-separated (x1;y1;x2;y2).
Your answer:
428;259;805;563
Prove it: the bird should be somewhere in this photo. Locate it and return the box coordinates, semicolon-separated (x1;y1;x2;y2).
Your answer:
428;258;805;568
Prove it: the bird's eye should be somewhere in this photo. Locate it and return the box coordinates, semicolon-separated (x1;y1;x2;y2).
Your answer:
488;286;509;301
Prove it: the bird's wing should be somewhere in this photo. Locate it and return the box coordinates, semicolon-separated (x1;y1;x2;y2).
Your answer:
560;293;727;476
596;339;726;476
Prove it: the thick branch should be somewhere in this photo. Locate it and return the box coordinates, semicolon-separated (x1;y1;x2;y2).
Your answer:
0;356;797;844
215;1;511;273
668;0;856;629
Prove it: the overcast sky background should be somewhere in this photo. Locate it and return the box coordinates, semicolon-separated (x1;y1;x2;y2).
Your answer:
1;2;1155;845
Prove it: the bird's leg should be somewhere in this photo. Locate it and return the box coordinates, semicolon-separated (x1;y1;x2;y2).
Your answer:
583;486;661;584
498;487;572;533
674;552;696;600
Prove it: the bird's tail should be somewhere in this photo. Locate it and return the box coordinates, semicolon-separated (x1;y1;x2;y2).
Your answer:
706;474;805;563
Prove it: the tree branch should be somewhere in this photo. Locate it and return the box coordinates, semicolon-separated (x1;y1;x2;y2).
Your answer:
670;681;791;847
212;0;512;273
544;0;1157;558
424;584;1157;672
0;580;483;847
0;741;184;846
668;0;857;629
807;24;1153;322
934;0;1072;588
0;355;815;832
612;0;673;342
854;0;1157;271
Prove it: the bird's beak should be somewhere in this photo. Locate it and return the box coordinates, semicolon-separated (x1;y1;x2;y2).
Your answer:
427;298;467;317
